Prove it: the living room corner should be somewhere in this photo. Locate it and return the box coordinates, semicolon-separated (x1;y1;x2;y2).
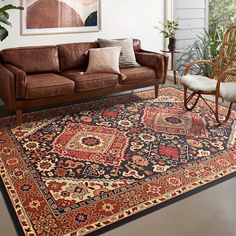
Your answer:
0;1;235;236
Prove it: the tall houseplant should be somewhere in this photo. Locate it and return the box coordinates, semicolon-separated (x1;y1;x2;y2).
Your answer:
0;1;23;41
155;19;179;51
176;0;236;76
176;28;224;77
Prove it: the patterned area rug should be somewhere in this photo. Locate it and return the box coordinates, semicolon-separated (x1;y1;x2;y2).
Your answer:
0;87;235;236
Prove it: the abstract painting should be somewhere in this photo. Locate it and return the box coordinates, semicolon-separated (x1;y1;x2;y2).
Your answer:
21;0;101;35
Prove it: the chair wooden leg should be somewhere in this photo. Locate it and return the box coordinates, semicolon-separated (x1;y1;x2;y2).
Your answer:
215;97;233;124
16;110;23;126
224;102;233;121
155;85;159;98
184;86;200;111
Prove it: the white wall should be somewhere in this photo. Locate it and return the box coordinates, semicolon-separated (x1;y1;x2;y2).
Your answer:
173;0;209;49
0;0;164;51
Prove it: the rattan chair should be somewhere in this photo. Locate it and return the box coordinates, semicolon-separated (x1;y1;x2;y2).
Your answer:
181;26;236;124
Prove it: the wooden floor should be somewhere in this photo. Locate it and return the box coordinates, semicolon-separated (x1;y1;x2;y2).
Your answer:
0;78;235;236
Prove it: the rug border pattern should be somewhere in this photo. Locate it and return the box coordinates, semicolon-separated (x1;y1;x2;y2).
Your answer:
0;87;236;236
0;128;235;235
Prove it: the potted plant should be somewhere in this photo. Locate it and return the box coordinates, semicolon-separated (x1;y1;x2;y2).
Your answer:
155;19;179;51
0;1;24;41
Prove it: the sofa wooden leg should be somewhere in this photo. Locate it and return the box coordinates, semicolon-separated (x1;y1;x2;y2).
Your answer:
3;105;9;116
16;110;23;126
155;85;159;98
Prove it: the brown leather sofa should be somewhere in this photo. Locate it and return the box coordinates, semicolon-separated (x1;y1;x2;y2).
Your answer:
0;39;168;124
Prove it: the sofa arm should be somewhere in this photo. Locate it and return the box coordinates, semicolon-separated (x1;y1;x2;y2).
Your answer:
0;63;16;111
135;50;168;83
4;64;27;99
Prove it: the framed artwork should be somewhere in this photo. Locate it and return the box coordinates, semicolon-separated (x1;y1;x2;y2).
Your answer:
21;0;101;35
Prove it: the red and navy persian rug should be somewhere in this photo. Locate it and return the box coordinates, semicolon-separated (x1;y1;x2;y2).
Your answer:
0;87;235;236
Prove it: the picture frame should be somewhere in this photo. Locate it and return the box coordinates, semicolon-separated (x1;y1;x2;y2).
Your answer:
21;0;101;35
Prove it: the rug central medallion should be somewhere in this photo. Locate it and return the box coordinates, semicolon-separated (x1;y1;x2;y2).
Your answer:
53;123;128;166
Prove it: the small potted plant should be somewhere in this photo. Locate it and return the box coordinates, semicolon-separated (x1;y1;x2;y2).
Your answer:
155;19;179;51
0;1;24;41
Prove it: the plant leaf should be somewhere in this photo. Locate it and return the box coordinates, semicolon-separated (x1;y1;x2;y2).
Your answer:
0;12;11;26
0;25;8;41
0;4;24;13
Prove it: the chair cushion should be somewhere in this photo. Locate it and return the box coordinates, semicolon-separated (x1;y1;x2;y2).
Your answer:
25;73;75;99
181;74;217;92
220;82;236;101
61;70;118;91
119;66;156;84
181;74;236;102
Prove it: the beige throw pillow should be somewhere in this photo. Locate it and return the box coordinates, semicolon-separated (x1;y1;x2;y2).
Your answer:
86;46;121;74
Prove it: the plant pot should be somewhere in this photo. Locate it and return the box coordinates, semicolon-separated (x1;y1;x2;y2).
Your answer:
168;38;176;51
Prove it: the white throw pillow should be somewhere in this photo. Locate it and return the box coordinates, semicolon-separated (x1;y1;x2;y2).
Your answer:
86;46;121;74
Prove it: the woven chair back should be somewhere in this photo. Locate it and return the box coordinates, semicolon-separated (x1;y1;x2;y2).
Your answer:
211;25;236;82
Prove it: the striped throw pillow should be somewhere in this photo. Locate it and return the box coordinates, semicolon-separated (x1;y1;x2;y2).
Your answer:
97;38;140;68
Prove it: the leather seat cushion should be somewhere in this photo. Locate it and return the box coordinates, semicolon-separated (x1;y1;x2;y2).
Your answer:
25;73;75;99
120;66;156;84
61;70;118;91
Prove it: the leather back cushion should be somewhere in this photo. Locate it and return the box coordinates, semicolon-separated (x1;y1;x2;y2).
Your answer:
1;46;60;74
132;39;141;52
57;42;99;71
